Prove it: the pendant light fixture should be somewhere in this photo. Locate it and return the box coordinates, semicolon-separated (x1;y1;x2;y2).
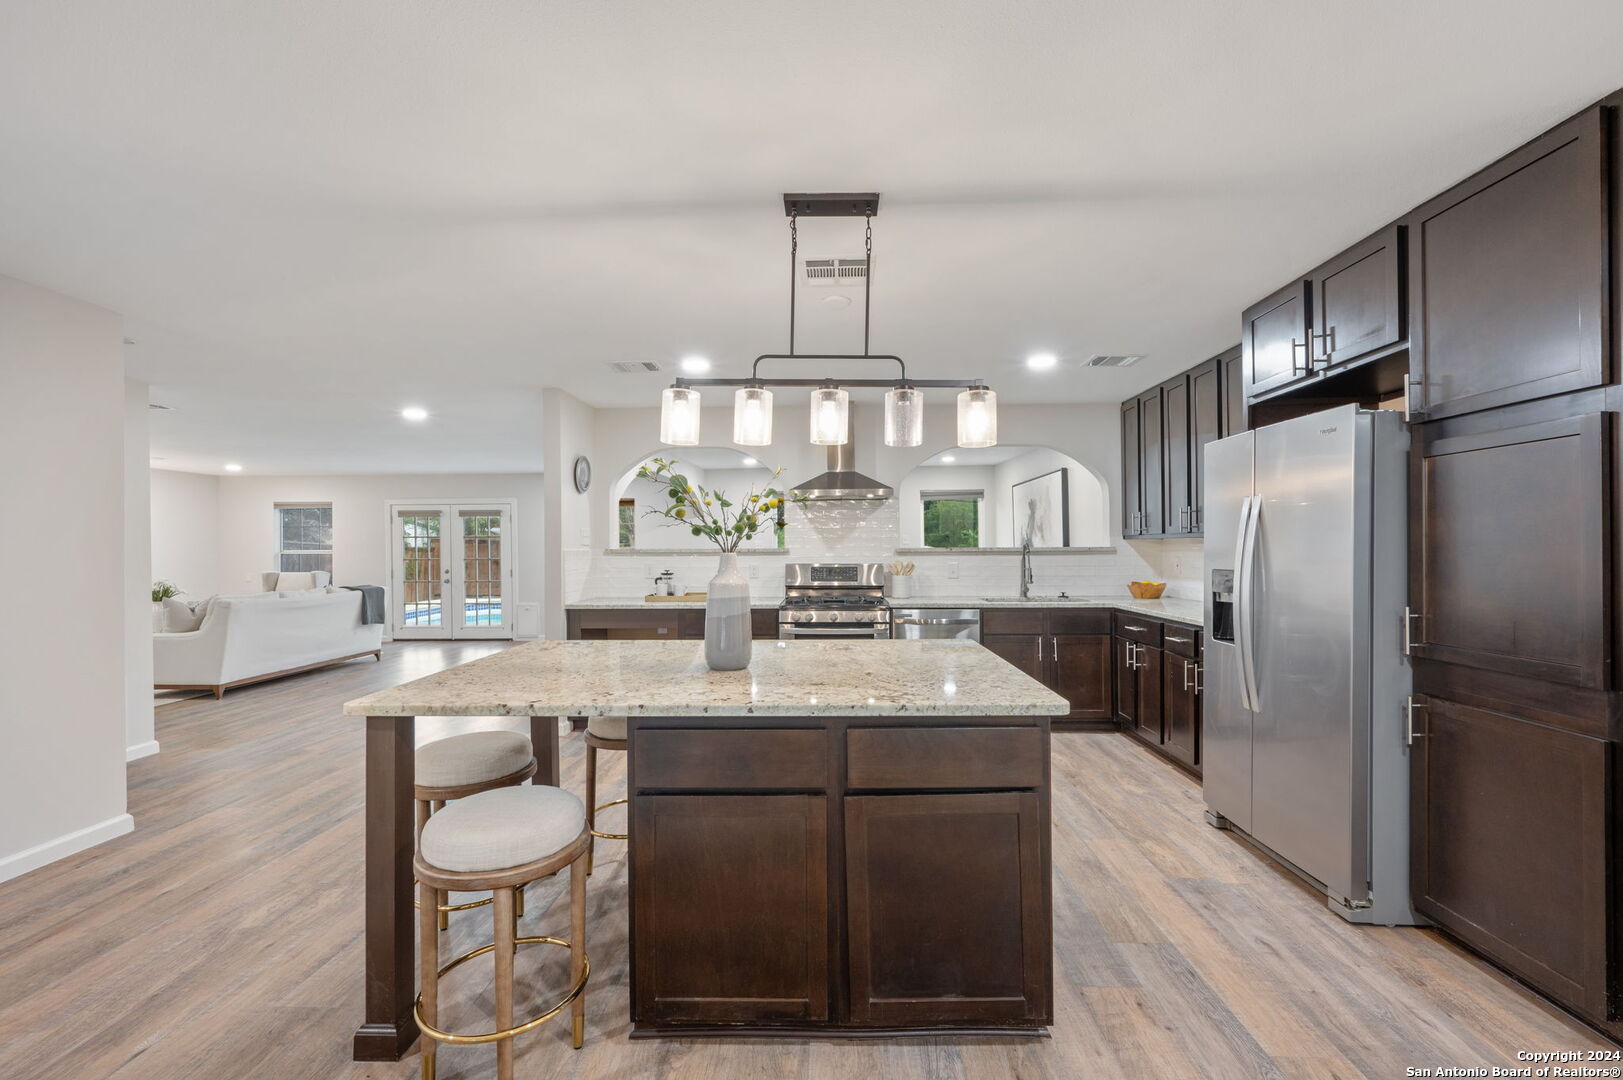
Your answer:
658;193;997;452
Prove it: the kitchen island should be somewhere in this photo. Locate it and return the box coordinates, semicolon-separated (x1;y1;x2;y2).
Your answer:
343;639;1067;1058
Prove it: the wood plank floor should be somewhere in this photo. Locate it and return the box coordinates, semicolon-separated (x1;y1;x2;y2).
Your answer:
0;641;1610;1079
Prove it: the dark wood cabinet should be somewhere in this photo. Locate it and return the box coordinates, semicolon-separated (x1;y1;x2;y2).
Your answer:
1311;224;1404;371
1112;634;1138;730
1119;348;1239;539
1409;695;1610;1020
1242;280;1312;398
568;607;778;640
1129;642;1163;744
1413;409;1611;689
1220;346;1245;435
1161;651;1200;769
845;792;1050;1024
1138;387;1165;536
631;793;829;1024
1115;617;1202;773
1121;398;1143;536
984;608;1112;726
1409;108;1609;420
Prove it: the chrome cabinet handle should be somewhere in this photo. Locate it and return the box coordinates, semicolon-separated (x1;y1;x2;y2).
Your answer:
1402;606;1422;655
1182;659;1192;691
1166;633;1190;643
1051;636;1058;663
1290;338;1310;375
1193;663;1203;694
1038;636;1045;662
1180;506;1190;530
1405;696;1428;746
1123;624;1148;633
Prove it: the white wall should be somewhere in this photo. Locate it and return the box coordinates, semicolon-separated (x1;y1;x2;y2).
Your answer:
991;446;1110;547
125;382;156;760
150;468;221;599
543;388;595;638
0;274;132;882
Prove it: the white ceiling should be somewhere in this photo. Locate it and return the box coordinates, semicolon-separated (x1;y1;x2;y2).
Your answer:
6;1;1623;473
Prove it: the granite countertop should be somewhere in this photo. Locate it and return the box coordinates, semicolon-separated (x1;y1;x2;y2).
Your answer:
344;640;1069;718
566;594;1205;626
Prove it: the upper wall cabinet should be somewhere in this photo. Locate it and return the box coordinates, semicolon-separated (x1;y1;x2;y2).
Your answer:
1120;398;1142;537
1312;224;1405;370
1219;346;1244;436
1121;347;1237;538
1242;280;1312;398
1409;107;1611;420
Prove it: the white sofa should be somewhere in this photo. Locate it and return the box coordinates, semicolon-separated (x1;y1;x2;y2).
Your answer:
154;588;384;698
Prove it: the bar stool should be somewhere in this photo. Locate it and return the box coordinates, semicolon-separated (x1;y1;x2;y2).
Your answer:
416;731;537;929
582;716;627;875
416;785;591;1080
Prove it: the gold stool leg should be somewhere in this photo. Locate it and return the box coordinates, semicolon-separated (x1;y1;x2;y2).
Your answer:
418;878;439;1080
584;743;597;876
494;887;516;1080
570;853;587;1048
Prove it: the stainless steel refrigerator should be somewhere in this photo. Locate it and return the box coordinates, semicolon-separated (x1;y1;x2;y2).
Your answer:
1203;404;1422;926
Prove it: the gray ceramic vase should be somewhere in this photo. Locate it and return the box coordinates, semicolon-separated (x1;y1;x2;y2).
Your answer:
704;552;752;671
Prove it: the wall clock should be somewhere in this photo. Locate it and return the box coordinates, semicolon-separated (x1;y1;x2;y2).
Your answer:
572;455;592;493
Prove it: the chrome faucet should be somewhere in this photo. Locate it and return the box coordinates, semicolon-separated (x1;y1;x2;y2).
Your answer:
1019;537;1034;599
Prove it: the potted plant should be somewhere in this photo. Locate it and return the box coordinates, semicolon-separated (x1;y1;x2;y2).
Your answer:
636;458;802;670
151;580;180;631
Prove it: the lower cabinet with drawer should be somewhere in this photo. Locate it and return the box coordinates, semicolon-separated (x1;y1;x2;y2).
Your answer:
627;717;1053;1033
1114;614;1204;774
982;607;1112;729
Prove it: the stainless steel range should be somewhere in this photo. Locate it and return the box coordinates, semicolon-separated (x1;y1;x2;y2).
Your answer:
777;563;891;640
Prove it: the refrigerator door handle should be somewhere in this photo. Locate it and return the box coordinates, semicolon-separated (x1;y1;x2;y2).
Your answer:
1236;494;1262;712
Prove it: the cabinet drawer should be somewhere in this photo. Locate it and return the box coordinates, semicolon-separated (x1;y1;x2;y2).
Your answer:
846;726;1043;790
634;728;827;790
982;608;1045;635
1045;608;1111;634
1161;625;1201;658
1113;614;1162;646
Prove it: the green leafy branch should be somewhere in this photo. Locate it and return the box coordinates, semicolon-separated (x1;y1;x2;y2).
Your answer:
636;457;806;553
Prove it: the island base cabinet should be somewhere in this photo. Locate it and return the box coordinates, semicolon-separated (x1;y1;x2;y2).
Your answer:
630;794;830;1025
1410;696;1610;1022
845;793;1051;1025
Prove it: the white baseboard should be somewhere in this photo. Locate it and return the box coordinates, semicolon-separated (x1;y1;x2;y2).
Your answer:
0;813;135;885
126;740;160;762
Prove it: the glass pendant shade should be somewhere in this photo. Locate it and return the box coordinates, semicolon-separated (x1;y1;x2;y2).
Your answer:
956;388;998;448
732;386;773;446
809;387;850;445
884;386;924;447
659;387;701;446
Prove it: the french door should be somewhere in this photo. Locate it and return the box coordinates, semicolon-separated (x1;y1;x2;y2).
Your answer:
388;501;515;639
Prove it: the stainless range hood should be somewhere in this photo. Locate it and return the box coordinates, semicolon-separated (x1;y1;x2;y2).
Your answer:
793;429;893;501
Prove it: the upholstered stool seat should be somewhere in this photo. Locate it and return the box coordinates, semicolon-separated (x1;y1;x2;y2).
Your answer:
582;716;628;875
414;731;538;930
420;785;586;873
415;786;592;1080
585;715;625;741
417;731;534;789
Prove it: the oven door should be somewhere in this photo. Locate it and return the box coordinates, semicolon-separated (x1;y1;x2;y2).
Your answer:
778;622;886;640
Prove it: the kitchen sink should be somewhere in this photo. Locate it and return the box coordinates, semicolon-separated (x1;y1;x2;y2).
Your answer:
979;596;1070;604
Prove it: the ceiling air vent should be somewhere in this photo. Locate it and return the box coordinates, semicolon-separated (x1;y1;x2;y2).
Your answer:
803;256;867;287
1086;354;1144;368
607;360;662;374
148;402;172;410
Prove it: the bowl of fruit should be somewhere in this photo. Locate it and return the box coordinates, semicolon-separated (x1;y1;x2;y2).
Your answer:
1127;580;1167;599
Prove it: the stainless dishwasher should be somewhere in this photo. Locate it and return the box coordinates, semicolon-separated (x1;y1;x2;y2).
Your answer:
891;608;980;642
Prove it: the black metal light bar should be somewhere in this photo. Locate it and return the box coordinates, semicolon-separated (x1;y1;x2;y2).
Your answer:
673;354;986;392
782;192;880;217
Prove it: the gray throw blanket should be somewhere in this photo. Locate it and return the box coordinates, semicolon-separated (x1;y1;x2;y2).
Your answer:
342;585;387;625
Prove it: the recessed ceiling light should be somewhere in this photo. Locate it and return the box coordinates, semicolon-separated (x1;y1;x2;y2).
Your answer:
941;454;956;464
680;355;711;374
741;456;758;466
224;463;243;472
400;405;429;422
1026;351;1059;371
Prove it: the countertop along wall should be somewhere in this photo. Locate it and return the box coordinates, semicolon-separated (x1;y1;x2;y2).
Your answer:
575;400;1205;606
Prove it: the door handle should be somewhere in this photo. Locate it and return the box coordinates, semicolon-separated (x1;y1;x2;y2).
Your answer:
1405;696;1428;746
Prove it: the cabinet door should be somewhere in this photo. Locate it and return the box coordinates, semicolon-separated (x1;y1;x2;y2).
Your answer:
1052;634;1111;720
631;794;828;1024
1133;645;1164;744
1138;388;1165;535
1162;374;1192;535
1113;636;1138;728
1242;280;1311;398
1414;412;1610;688
1121;399;1142;536
1188;357;1222;533
1161;654;1200;768
1410;109;1608;419
846;792;1050;1024
1410;696;1609;1020
1311;225;1404;370
983;634;1045;684
1219;345;1245;435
